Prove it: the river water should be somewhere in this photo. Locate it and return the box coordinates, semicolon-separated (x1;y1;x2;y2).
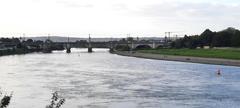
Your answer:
0;48;240;108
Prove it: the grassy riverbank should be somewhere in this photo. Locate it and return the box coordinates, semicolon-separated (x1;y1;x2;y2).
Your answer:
137;48;240;60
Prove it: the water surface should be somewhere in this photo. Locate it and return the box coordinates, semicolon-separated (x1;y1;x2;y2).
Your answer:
0;48;240;108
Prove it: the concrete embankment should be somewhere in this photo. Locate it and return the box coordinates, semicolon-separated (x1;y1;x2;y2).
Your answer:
112;51;240;67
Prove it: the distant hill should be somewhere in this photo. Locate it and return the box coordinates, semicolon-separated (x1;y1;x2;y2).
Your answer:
26;36;116;42
26;36;164;42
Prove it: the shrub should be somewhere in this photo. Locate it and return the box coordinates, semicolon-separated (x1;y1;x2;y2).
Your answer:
46;91;65;108
0;90;13;108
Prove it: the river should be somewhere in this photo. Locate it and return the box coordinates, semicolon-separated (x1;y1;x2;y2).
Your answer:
0;48;240;108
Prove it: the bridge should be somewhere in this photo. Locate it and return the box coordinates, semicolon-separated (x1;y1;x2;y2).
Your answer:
113;41;166;50
44;39;167;53
51;38;109;53
130;42;164;49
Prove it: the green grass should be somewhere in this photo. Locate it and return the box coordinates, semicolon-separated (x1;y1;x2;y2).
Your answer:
138;48;240;60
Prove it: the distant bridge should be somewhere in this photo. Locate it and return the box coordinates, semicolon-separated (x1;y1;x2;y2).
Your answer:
131;42;164;49
53;41;166;49
114;41;165;49
53;42;109;48
50;40;167;53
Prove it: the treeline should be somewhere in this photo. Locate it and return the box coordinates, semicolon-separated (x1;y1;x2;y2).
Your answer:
171;27;240;49
0;37;65;56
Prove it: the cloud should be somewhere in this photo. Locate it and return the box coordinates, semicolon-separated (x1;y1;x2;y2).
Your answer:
112;3;129;11
56;0;94;8
0;0;240;37
108;1;240;34
133;1;240;20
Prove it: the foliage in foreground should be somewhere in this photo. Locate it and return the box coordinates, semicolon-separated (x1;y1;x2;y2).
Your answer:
0;90;12;108
0;89;65;108
46;91;65;108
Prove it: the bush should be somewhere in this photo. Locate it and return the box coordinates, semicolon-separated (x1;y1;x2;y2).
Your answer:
46;91;65;108
0;90;13;108
115;45;130;51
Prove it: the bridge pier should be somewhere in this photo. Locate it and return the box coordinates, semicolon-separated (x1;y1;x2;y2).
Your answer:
66;45;71;53
88;47;92;52
88;34;93;53
152;41;156;49
66;37;71;53
109;39;114;53
131;42;134;50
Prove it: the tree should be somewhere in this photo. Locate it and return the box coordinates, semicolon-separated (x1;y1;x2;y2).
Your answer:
231;29;240;47
199;29;215;46
26;39;34;43
171;27;240;48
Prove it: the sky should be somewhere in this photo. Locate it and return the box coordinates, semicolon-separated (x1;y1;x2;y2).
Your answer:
0;0;239;38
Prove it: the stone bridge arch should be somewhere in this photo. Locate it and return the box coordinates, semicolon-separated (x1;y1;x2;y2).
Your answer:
134;44;152;50
114;42;165;50
132;43;157;49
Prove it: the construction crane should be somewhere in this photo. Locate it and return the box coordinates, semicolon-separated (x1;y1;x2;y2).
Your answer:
164;31;184;42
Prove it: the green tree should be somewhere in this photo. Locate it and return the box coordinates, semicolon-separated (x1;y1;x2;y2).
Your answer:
231;29;240;47
199;29;215;46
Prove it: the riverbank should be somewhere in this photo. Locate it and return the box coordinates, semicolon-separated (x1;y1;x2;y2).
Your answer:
0;48;65;57
138;48;240;60
0;49;37;56
112;51;240;67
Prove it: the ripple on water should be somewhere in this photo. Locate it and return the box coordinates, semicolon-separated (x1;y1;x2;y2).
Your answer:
1;48;240;108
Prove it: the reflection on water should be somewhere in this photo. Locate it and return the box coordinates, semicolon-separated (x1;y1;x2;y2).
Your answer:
0;48;240;108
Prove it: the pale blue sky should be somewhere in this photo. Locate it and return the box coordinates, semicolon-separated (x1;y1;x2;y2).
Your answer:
0;0;239;37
